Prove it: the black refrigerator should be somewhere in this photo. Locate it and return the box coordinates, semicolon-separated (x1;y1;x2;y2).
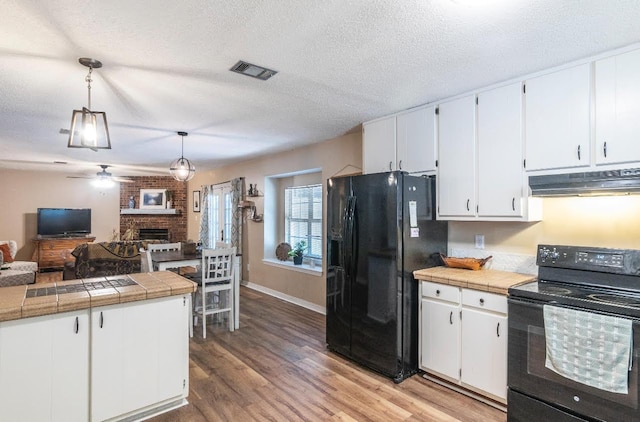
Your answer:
326;171;448;382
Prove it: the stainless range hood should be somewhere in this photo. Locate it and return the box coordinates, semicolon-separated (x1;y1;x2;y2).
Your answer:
529;168;640;196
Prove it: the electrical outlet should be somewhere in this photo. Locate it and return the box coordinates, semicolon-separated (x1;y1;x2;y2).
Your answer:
475;234;485;249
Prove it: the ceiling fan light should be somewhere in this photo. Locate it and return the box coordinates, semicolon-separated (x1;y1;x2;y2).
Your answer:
67;58;111;151
91;177;115;188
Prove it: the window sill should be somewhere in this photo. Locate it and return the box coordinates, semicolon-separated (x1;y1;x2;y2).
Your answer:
262;258;323;276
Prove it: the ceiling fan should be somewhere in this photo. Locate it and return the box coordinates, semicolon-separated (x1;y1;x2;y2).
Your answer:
67;164;134;185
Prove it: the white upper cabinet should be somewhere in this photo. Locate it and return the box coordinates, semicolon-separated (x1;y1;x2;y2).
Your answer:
595;48;640;165
525;63;591;171
396;106;437;173
477;83;526;217
437;95;476;217
363;116;396;174
363;106;437;174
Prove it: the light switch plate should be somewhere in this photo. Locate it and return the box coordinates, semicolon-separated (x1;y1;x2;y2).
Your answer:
475;234;485;249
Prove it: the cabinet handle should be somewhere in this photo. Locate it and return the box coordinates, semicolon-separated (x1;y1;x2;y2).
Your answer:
479;298;485;305
449;311;453;325
603;141;607;158
577;145;581;160
389;161;393;171
512;197;515;211
466;199;470;211
99;311;104;328
398;160;403;170
497;322;500;337
436;289;440;296
74;316;79;334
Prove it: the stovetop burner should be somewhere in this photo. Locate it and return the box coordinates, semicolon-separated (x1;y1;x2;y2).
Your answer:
587;293;640;309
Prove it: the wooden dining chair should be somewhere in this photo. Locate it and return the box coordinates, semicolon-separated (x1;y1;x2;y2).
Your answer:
147;242;182;272
191;247;236;338
139;248;154;273
147;242;181;252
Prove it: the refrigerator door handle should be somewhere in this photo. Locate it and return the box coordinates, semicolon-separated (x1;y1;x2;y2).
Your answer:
342;197;351;275
348;196;358;281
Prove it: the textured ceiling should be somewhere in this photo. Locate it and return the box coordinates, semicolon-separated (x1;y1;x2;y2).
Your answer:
1;0;640;178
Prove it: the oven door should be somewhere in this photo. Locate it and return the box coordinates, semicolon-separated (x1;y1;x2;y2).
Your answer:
508;297;640;421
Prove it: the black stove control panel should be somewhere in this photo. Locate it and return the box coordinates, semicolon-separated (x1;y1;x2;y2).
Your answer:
537;244;640;275
575;251;624;267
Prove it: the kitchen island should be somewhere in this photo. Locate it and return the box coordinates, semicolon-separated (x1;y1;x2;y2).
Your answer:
0;271;196;422
414;266;535;409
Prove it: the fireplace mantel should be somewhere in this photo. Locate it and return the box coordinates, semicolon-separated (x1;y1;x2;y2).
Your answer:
120;209;180;215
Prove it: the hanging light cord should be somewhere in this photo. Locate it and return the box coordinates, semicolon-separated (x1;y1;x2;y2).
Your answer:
85;66;93;110
180;134;185;159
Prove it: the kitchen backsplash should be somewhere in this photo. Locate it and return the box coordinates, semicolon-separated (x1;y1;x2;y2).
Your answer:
450;248;537;275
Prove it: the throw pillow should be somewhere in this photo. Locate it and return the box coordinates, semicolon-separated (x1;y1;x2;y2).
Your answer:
0;243;14;263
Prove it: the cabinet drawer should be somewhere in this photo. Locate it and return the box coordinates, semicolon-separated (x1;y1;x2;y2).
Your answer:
462;289;507;314
422;282;460;303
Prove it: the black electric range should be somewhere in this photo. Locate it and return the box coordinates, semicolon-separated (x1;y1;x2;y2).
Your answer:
508;245;640;422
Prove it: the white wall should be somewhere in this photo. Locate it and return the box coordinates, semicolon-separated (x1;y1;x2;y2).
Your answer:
0;169;119;260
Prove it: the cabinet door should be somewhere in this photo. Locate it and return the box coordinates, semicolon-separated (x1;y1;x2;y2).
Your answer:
0;311;89;422
437;95;476;217
91;305;126;422
0;315;54;421
595;48;640;165
477;83;525;217
420;298;460;380
397;106;437;173
525;64;591;171
363;116;396;174
52;311;90;422
460;308;508;400
91;296;188;422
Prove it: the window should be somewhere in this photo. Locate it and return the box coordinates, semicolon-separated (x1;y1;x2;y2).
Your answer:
285;184;322;258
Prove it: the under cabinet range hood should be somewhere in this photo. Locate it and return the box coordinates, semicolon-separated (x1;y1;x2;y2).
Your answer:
529;168;640;196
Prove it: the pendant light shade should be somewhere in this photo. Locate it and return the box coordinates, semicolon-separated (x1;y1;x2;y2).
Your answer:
170;131;195;182
68;58;111;151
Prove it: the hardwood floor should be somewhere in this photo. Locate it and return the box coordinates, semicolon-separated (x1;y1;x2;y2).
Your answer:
151;286;507;422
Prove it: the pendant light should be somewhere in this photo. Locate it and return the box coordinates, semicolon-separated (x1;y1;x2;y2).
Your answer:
68;58;111;151
170;131;196;181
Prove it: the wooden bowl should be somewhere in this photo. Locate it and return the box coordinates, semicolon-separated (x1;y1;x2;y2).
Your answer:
439;254;492;271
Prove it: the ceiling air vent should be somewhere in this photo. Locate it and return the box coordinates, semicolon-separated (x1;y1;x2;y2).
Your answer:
230;60;278;81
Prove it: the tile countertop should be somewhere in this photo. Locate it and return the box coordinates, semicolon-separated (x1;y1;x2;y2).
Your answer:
0;271;197;323
413;266;536;295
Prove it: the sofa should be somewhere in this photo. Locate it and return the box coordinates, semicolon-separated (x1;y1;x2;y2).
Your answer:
0;240;38;286
65;240;161;280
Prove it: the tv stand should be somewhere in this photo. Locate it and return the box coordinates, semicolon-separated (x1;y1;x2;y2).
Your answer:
32;237;96;271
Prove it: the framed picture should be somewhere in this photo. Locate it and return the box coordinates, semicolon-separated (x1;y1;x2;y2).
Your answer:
140;189;167;209
193;190;201;212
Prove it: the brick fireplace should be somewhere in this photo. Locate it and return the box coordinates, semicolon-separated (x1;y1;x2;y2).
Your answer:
119;176;189;242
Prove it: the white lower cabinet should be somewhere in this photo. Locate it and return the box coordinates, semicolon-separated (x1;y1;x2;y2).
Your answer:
0;295;189;422
0;310;90;422
91;295;189;422
419;282;508;403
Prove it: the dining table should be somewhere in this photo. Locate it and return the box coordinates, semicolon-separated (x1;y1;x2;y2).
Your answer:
149;249;240;330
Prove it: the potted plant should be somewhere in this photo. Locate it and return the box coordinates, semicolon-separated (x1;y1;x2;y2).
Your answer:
288;240;306;265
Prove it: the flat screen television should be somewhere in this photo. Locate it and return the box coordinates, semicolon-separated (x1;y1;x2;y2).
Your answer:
37;208;91;237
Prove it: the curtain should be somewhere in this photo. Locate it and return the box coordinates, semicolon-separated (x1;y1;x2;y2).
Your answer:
230;177;244;256
198;185;210;248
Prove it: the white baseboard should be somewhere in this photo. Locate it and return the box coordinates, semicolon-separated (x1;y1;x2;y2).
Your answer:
243;281;326;315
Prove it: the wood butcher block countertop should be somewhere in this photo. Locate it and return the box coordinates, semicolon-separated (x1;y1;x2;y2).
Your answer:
0;271;197;323
413;266;536;295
